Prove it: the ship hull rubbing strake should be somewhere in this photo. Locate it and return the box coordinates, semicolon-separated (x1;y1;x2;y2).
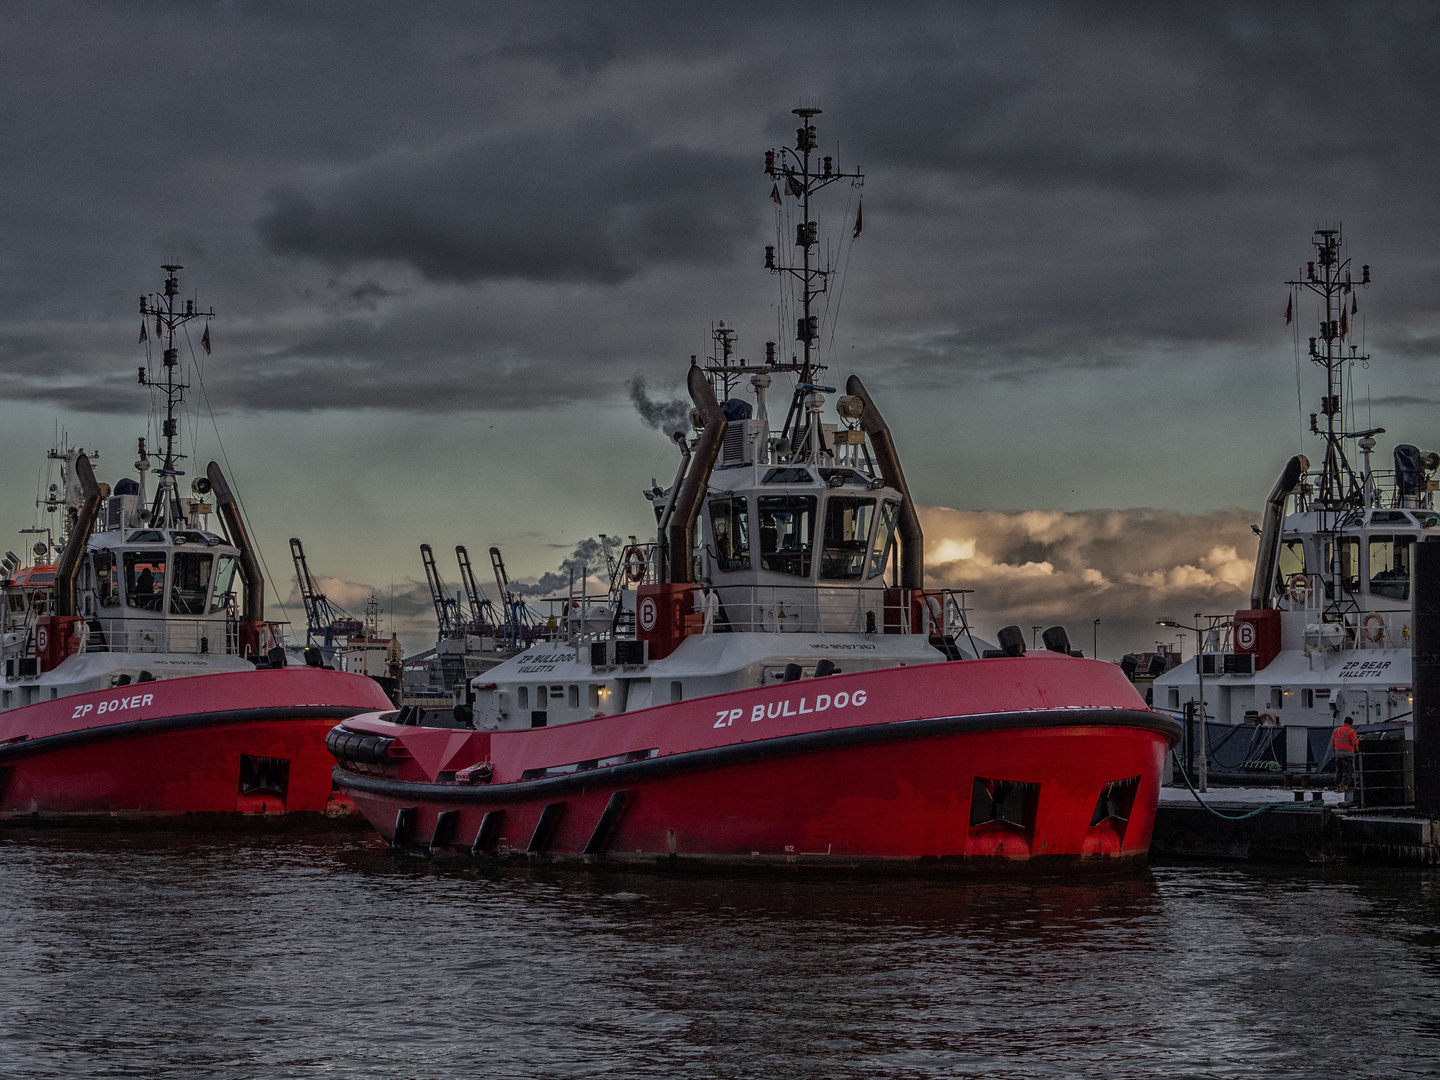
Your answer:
331;660;1179;870
0;668;393;820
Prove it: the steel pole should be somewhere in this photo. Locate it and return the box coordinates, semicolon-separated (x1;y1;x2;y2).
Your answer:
1196;612;1208;793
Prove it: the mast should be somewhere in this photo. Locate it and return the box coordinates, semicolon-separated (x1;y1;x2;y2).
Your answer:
1286;229;1371;510
138;265;214;528
764;106;863;449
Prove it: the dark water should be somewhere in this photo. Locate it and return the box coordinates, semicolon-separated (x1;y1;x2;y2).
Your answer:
3;831;1439;1079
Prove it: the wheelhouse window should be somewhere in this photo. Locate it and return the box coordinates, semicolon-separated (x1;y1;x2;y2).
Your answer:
868;500;901;580
123;551;167;611
1369;534;1415;601
169;551;214;615
210;555;238;614
1276;539;1307;586
709;497;751;571
820;497;876;581
93;550;120;608
758;495;816;577
1324;537;1360;595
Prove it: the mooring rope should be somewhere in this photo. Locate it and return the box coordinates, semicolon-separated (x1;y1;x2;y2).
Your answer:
1170;750;1297;821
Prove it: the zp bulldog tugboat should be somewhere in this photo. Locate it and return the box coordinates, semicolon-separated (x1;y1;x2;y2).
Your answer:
330;110;1181;869
0;266;393;821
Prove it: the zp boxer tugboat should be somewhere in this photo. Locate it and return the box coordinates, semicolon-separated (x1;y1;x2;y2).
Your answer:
329;110;1181;870
0;266;392;821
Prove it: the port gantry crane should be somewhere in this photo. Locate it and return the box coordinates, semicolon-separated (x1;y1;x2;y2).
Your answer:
419;543;465;640
489;546;534;645
455;545;502;632
289;537;363;658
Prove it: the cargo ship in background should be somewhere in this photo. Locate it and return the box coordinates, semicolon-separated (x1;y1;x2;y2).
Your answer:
0;266;393;821
1154;228;1427;802
329;110;1182;871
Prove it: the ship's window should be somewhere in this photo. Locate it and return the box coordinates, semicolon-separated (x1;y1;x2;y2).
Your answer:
763;467;813;484
1369;534;1415;600
588;684;601;709
868;500;901;580
1302;688;1315;709
1370;510;1413;525
709;497;751;571
1324;537;1360;595
670;680;683;703
518;686;529;709
210;555;238;613
758;495;816;577
169;551;214;615
126;530;165;543
817;468;867;487
1271;687;1284;710
1167;687;1180;710
1276;540;1307;583
567;685;579;709
93;551;120;608
123;550;167;612
820;497;876;581
535;686;547;706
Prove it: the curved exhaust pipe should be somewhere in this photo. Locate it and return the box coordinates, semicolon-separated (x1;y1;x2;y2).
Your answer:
54;454;103;618
207;461;265;622
1249;454;1309;609
667;365;727;584
845;375;923;590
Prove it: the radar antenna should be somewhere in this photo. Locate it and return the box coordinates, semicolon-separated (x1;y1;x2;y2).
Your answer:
138;266;214;528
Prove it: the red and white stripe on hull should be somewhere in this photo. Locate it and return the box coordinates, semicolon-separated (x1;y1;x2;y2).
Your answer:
0;668;394;819
332;656;1182;868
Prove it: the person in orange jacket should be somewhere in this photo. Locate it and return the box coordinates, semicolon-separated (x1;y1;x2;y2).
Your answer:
1332;716;1360;791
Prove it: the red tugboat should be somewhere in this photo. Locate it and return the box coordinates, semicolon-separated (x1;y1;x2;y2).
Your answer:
0;267;393;821
329;111;1180;870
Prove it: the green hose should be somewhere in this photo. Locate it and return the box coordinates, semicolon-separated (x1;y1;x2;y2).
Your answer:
1170;750;1298;821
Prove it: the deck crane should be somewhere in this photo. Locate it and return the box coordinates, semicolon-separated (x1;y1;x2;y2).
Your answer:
289;537;363;657
456;545;502;631
489;546;532;644
420;543;464;639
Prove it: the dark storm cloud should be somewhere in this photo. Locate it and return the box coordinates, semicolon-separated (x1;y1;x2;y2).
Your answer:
256;119;754;285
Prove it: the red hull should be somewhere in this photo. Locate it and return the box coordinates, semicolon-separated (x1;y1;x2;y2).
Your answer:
0;668;394;820
332;656;1181;870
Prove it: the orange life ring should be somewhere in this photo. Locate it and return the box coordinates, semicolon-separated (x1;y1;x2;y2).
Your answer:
1285;574;1310;604
1362;612;1385;642
624;546;646;583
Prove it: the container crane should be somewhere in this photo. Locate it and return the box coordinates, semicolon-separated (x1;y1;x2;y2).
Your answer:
456;545;502;631
420;543;464;639
489;546;533;644
289;537;363;656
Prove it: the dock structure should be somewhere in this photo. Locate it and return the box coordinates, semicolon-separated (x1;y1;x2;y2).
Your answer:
1153;542;1440;866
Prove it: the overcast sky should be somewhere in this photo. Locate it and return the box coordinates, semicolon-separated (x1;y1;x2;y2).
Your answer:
3;2;1439;656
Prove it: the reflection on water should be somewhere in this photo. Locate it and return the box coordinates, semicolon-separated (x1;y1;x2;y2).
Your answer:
2;831;1439;1078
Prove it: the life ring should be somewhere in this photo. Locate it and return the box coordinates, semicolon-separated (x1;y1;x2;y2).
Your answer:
31;589;45;608
923;594;943;635
1285;574;1310;604
1362;613;1385;642
624;546;646;583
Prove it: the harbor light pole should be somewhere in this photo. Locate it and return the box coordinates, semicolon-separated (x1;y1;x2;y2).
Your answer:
1159;615;1208;792
1092;619;1100;660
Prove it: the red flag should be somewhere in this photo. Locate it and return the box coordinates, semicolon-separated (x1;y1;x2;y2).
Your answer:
201;324;211;355
852;198;863;240
1284;294;1292;325
155;314;163;338
1352;292;1358;316
1340;307;1348;341
138;321;148;344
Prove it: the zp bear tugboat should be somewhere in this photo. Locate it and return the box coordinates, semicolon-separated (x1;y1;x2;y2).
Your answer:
0;266;393;822
329;110;1180;871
